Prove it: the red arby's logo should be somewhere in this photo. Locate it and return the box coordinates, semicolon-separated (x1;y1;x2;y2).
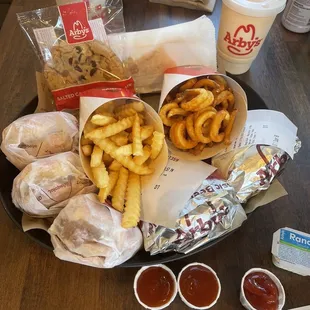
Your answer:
224;24;263;56
71;20;89;40
58;2;94;44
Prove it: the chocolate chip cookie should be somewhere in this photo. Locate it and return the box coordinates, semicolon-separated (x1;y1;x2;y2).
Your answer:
44;40;126;91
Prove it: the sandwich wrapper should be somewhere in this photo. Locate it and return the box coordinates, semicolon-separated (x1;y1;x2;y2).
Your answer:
212;110;299;207
159;65;248;160
48;194;143;269
12;152;97;218
22;214;53;232
1;111;79;170
244;179;287;214
23;194;143;269
142;171;248;255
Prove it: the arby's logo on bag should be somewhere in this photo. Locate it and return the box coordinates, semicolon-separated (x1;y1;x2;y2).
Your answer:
224;24;263;56
58;2;94;44
71;20;90;40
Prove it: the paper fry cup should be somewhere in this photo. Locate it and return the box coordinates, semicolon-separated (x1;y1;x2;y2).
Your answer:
160;66;248;161
79;88;168;189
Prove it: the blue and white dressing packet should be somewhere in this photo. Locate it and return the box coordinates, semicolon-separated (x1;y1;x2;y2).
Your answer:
272;227;310;276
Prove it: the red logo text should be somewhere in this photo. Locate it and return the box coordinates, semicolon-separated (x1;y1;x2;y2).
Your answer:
59;2;94;44
224;24;263;56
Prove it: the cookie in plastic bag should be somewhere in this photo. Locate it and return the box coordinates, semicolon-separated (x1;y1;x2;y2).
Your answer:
1;112;78;170
12;152;96;217
44;40;126;91
48;193;143;268
17;1;131;110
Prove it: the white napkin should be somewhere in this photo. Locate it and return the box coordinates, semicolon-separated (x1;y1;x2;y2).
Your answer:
108;16;217;93
141;154;216;227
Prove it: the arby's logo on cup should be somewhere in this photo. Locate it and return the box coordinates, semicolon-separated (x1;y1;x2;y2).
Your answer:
58;2;94;44
224;24;263;56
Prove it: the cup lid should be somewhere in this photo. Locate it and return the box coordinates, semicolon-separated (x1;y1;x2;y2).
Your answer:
222;0;287;17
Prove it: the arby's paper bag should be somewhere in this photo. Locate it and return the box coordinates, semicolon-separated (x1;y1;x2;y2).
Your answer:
159;66;248;160
79;87;169;189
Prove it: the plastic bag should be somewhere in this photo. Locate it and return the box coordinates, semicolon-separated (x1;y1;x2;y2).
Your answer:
108;15;217;93
17;0;130;110
48;193;143;268
1;112;79;170
12;152;97;218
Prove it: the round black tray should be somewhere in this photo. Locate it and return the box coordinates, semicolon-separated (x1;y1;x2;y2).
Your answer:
0;78;267;267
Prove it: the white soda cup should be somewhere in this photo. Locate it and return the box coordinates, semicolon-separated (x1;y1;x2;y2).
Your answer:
218;0;287;75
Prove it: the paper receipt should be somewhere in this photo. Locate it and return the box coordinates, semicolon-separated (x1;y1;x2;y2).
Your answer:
226;110;298;158
141;154;216;228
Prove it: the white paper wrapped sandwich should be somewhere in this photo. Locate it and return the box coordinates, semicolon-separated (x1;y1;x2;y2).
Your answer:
1;111;78;170
48;193;143;268
12;152;96;218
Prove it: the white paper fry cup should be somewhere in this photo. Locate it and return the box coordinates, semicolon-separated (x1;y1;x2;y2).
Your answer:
134;264;178;309
240;268;286;310
177;262;221;309
160;66;248;161
79;88;168;189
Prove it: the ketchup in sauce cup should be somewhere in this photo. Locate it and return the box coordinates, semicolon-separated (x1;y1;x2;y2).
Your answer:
134;264;177;309
240;268;286;310
177;263;221;309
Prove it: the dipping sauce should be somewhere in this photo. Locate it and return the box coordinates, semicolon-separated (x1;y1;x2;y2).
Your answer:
243;272;279;310
179;264;220;308
136;266;175;308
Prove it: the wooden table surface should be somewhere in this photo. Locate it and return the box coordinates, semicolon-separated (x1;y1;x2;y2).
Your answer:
0;0;309;309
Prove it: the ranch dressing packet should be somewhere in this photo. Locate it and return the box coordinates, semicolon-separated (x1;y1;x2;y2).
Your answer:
272;227;310;276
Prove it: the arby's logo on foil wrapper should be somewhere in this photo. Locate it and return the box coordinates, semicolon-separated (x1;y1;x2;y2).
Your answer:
255;145;289;186
224;24;263;56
